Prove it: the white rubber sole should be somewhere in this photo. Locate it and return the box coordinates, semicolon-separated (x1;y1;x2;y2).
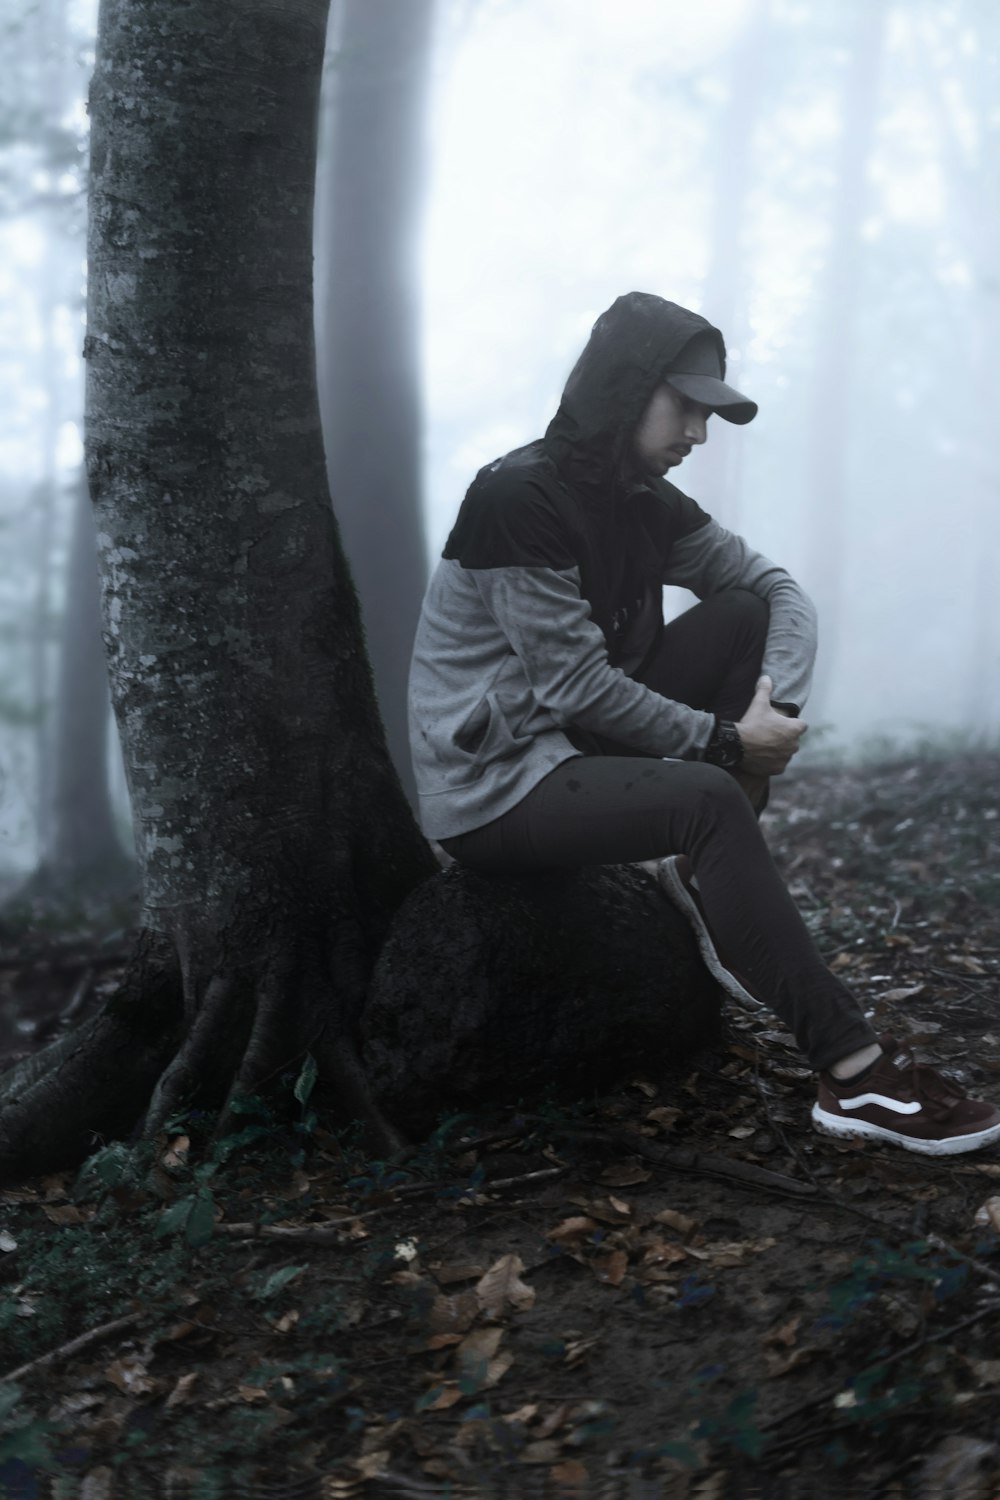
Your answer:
811;1102;1000;1156
657;856;764;1013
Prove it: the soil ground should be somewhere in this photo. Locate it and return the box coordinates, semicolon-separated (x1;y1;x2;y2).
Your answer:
2;752;1000;1500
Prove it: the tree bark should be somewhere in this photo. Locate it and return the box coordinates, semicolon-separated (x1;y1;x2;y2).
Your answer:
0;0;436;1177
315;0;437;806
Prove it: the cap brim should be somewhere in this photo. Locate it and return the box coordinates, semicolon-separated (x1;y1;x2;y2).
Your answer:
666;373;757;425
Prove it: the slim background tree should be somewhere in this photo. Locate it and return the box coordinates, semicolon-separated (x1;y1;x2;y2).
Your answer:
315;0;437;805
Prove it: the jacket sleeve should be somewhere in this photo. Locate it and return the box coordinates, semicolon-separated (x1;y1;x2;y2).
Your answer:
663;519;818;711
471;563;716;758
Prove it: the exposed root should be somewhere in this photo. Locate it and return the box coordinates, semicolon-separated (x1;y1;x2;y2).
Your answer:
0;1015;102;1105
144;974;246;1140
0;1003;180;1181
0;901;409;1177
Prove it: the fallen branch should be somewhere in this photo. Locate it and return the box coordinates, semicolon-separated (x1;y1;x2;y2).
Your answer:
927;1233;1000;1295
533;1118;816;1198
760;1300;1000;1456
216;1165;570;1245
1;1309;143;1386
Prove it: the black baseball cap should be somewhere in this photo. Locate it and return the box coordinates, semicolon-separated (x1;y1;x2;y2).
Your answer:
664;333;757;425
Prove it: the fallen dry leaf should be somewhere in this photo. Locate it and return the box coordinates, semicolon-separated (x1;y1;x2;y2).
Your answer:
881;984;925;1002
640;1239;688;1269
646;1106;683;1131
591;1249;628;1286
0;1231;16;1253
165;1372;199;1410
426;1332;463;1351
550;1458;589;1491
161;1135;190;1170
237;1385;268;1403
520;1440;563;1465
599;1161;652;1188
79;1467;114;1500
766;1346;816;1377
762;1314;801;1349
965;1357;1000;1386
428;1261;485;1285
563;1336;599;1367
427;1290;479;1335
353;1448;392;1479
456;1324;504;1378
423;1384;464;1411
952;955;987;976
534;1403;570;1439
41;1204;89;1226
974;1197;1000;1232
502;1403;540;1426
546;1216;599;1246
652;1208;697;1236
565;1193;630;1224
104;1355;160;1397
475;1253;536;1319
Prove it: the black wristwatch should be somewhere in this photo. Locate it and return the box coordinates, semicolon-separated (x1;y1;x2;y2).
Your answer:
704;717;744;769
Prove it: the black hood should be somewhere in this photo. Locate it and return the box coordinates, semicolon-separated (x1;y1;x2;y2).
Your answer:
543;292;727;500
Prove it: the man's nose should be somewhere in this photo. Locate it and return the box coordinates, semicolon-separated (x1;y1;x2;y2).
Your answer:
684;412;708;445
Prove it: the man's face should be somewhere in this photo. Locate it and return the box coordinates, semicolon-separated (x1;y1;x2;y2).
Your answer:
631;383;711;476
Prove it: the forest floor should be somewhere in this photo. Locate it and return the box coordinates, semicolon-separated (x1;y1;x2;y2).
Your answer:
2;751;1000;1500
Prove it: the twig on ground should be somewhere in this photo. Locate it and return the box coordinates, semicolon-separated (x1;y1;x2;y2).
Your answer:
529;1116;817;1198
218;1166;570;1244
760;1301;1000;1456
926;1232;1000;1295
1;1309;143;1386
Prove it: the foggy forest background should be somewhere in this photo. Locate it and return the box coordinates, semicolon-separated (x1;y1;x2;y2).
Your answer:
0;0;997;882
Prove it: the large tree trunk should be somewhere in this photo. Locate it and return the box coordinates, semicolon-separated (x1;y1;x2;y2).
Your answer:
0;0;436;1177
314;0;436;806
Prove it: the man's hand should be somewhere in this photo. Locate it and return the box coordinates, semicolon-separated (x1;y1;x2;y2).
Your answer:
736;674;806;776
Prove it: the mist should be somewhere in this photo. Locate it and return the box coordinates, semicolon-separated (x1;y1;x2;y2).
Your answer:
0;0;997;874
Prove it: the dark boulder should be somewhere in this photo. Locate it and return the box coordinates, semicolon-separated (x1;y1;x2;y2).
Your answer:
361;863;722;1132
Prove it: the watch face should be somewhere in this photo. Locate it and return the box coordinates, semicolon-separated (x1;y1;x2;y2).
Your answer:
707;722;742;769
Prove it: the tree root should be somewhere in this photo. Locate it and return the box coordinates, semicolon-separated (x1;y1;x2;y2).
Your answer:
0;906;408;1179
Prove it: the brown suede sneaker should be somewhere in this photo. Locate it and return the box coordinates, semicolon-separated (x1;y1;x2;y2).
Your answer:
813;1036;1000;1156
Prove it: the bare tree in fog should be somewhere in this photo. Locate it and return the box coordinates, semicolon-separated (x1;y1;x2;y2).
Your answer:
315;0;438;805
921;5;1000;736
804;0;887;718
697;0;771;532
43;476;129;890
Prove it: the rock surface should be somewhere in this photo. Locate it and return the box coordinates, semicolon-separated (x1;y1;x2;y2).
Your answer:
361;862;722;1131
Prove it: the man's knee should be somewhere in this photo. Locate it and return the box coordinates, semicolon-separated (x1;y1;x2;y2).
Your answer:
682;760;750;810
710;588;768;636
